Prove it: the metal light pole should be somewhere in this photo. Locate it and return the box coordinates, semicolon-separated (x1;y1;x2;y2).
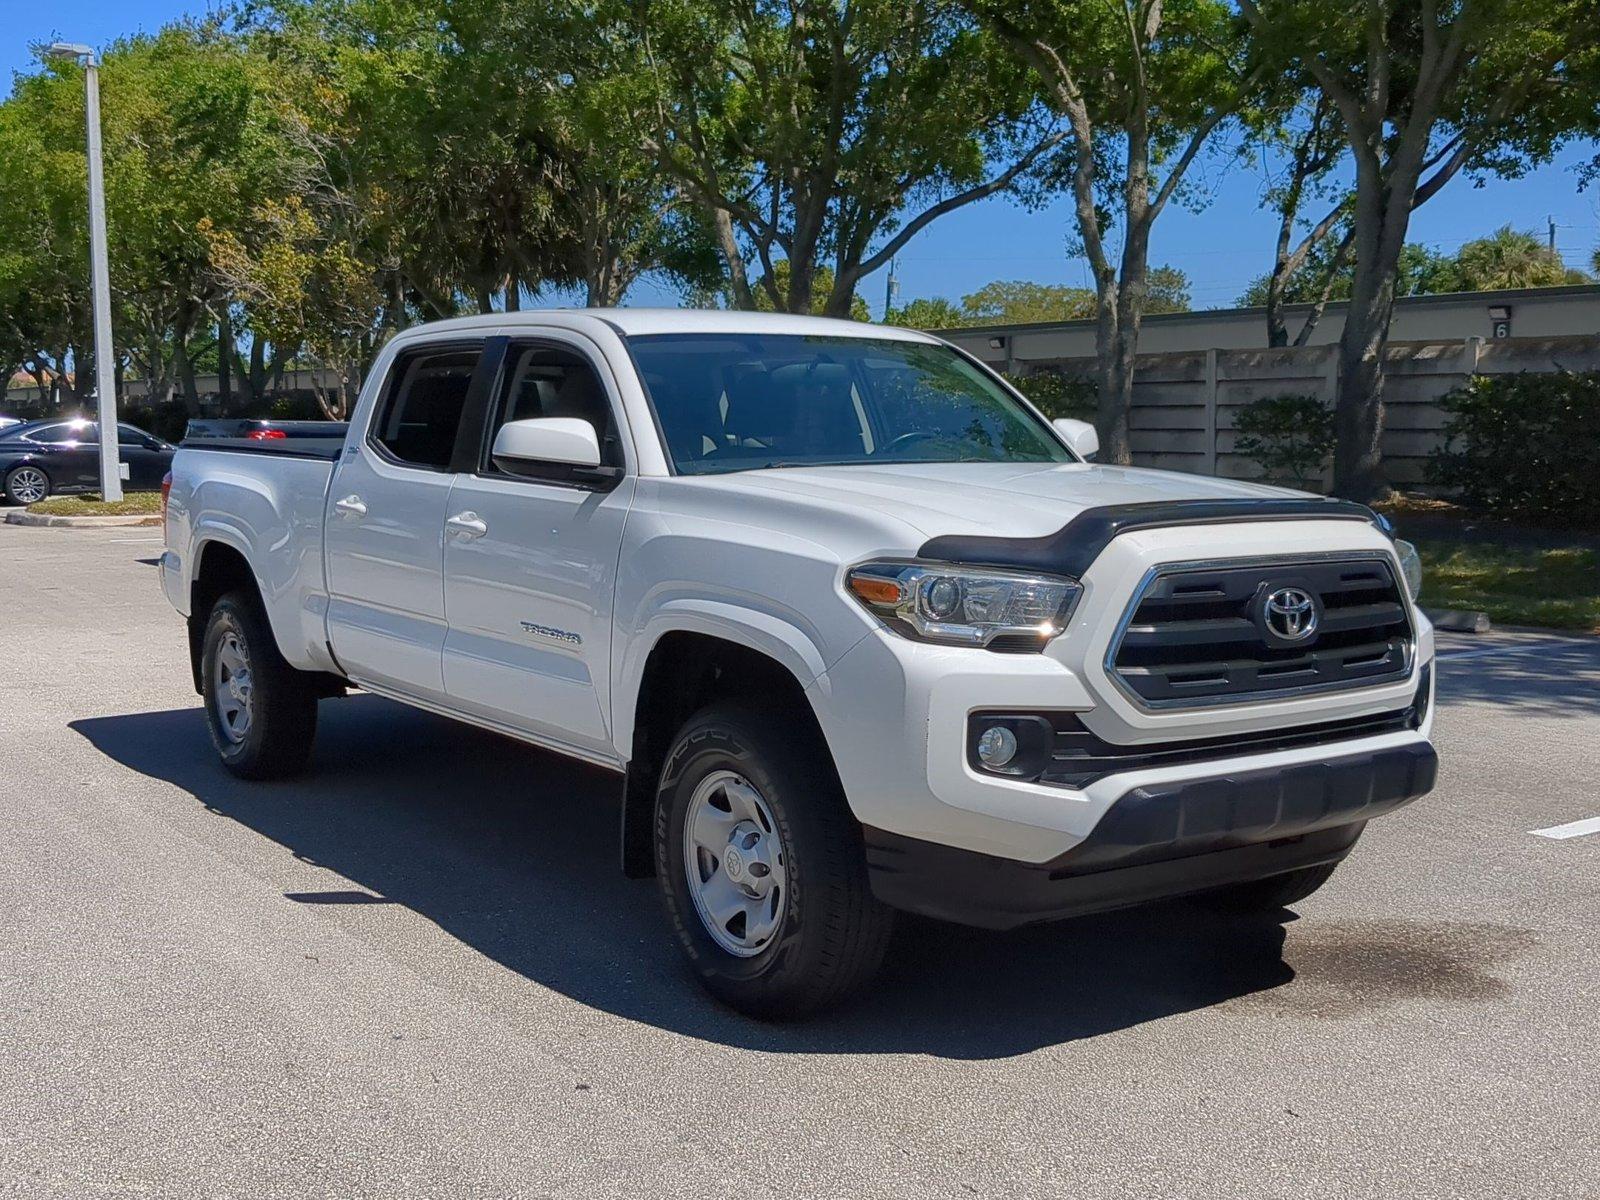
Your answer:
48;42;122;501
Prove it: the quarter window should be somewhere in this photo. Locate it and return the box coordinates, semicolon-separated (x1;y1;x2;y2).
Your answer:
370;347;481;469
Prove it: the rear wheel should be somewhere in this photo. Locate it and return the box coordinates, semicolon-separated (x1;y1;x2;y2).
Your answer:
201;591;318;779
1203;860;1342;912
5;465;50;505
655;700;894;1018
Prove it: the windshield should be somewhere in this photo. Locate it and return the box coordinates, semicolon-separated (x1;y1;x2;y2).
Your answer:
627;333;1072;475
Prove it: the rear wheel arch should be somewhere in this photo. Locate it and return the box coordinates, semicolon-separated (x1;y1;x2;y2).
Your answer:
620;630;835;878
186;540;269;695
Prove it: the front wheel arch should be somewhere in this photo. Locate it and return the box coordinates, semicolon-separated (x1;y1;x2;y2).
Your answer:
621;630;833;879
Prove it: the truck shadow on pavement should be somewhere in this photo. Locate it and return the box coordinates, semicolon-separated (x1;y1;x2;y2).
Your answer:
1434;639;1600;717
74;695;1310;1059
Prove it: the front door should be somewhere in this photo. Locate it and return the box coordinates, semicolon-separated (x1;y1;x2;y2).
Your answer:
442;337;633;758
117;424;171;489
324;341;489;702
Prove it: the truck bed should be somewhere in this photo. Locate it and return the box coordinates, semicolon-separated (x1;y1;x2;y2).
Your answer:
166;442;341;676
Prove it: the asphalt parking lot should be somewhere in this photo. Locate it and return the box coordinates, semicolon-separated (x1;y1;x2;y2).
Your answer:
3;523;1597;1199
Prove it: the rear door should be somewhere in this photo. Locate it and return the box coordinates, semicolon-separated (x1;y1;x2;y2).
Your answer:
441;334;634;757
323;339;495;703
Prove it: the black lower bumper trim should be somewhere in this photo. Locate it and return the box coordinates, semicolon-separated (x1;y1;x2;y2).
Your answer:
865;740;1436;930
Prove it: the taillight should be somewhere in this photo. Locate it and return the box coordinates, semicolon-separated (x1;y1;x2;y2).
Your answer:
246;428;287;440
161;471;172;526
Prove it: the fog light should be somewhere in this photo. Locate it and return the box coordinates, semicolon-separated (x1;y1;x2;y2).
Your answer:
976;724;1019;769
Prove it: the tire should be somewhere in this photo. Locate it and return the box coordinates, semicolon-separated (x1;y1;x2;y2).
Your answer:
1203;860;1342;913
200;591;318;779
655;699;894;1018
5;464;50;505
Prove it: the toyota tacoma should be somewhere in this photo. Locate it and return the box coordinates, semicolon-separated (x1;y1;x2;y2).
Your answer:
160;310;1436;1016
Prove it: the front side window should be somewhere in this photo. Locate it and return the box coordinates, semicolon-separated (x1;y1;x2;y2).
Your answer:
627;334;1071;475
486;343;623;472
370;346;480;469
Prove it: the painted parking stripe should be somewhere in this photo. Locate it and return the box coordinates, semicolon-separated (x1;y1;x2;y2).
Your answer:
1530;816;1600;840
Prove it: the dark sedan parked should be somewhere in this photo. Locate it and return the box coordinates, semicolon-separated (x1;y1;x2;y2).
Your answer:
0;419;175;505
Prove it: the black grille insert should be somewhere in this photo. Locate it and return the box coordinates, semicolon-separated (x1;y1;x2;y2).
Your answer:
1109;557;1413;705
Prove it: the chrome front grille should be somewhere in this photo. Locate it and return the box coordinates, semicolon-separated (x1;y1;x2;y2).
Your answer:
1107;554;1414;707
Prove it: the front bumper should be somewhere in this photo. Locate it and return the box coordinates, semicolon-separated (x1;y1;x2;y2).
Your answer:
863;740;1438;929
812;519;1436;864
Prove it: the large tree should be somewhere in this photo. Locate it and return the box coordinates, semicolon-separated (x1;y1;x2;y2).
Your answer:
630;0;1064;318
1241;0;1600;499
965;0;1266;463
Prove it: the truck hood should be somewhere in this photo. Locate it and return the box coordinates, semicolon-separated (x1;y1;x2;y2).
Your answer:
687;461;1309;541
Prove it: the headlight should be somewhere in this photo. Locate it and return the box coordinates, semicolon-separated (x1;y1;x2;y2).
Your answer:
1394;538;1423;602
846;560;1082;649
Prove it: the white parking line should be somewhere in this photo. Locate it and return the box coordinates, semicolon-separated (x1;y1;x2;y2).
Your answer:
109;537;163;544
1436;642;1578;663
1530;816;1600;840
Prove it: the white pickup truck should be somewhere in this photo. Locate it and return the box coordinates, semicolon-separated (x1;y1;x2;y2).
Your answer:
161;309;1437;1016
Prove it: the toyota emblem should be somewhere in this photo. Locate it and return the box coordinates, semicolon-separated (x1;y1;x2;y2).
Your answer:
1263;586;1319;642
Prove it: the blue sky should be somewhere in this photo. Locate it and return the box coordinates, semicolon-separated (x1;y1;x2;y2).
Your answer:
10;0;1600;317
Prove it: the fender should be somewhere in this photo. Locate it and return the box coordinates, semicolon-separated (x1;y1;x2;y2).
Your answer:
188;517;337;676
611;597;838;760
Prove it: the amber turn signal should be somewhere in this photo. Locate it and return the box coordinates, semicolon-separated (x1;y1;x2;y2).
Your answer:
849;575;903;606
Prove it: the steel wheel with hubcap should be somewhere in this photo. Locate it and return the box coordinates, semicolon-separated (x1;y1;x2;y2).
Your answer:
5;466;49;505
200;590;319;779
656;699;894;1018
683;769;789;957
211;630;255;744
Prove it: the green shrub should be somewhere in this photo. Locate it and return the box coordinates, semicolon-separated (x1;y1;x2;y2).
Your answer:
121;399;190;443
269;393;328;420
1430;372;1600;526
1232;394;1335;489
1003;370;1097;420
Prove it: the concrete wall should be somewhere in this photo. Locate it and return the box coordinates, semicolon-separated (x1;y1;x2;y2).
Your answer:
940;284;1600;366
1014;334;1600;491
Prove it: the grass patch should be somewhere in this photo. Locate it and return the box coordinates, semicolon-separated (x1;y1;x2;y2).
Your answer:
27;492;162;517
1413;537;1600;632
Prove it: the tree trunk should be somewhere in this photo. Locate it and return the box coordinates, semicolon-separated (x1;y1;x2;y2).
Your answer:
218;309;232;414
174;339;202;415
713;210;757;310
1331;286;1395;501
1265;271;1290;348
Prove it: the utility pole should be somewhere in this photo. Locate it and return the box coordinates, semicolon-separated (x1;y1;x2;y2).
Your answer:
49;42;123;500
1548;216;1557;252
884;257;901;323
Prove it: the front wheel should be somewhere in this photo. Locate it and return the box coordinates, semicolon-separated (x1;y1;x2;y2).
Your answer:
655;700;894;1018
5;465;50;505
201;591;319;779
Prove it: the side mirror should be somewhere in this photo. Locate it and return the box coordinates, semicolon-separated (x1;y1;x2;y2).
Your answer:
1053;417;1099;462
491;417;602;471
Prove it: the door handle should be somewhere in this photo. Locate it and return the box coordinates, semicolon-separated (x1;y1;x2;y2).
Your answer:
334;494;367;518
446;511;488;539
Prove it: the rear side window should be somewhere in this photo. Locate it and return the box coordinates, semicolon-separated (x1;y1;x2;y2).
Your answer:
370;346;481;469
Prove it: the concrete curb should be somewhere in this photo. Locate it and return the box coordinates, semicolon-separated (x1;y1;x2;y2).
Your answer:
5;511;161;528
1423;607;1493;633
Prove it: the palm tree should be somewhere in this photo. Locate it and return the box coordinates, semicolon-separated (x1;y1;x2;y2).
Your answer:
1452;226;1572;291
